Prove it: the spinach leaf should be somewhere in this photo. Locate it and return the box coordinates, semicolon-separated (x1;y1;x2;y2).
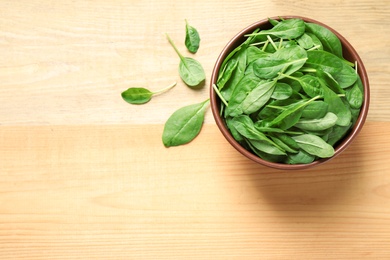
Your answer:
241;80;277;114
305;50;357;88
248;139;286;155
320;83;351;126
327;123;352;146
185;19;200;53
162;99;209;147
121;82;176;104
220;47;248;101
346;78;364;109
271;82;293;100
219;28;259;74
246;46;270;64
305;32;323;50
293;134;335;158
295;112;338;131
296;33;314;49
270;136;299;153
305;22;342;57
247;140;286;162
286;150;315;164
268;96;319;130
301;101;328;119
249;18;305;39
253;45;307;79
225;74;262;117
217;58;238;90
166;33;205;88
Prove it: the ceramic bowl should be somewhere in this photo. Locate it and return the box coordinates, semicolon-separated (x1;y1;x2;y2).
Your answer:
210;16;370;170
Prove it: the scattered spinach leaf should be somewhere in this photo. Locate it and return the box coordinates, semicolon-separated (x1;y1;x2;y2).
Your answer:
166;33;205;88
162;99;209;147
121;82;177;104
185;19;200;53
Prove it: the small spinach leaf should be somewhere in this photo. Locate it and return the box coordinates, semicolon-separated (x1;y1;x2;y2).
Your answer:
185;19;200;53
121;82;176;104
166;33;205;88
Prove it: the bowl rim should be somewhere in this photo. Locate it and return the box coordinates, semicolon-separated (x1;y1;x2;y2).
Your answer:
210;15;370;170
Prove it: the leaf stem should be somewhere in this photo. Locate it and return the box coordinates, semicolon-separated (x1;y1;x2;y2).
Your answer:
261;40;269;52
213;84;229;107
166;33;185;61
153;81;177;95
267;35;278;51
307;44;321;51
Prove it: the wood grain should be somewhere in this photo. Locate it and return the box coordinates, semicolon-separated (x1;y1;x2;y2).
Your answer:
1;0;390;259
1;122;390;259
0;0;389;125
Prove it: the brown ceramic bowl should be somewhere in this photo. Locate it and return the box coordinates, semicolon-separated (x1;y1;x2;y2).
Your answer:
210;16;370;170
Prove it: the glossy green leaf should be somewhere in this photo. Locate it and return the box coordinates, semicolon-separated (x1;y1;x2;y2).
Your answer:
301;101;328;119
305;50;357;88
185;19;200;53
250;18;305;39
253;45;307;79
320;83;351;126
305;22;342;57
166;33;205;88
327;123;352;146
346;77;364;109
295;112;338;131
220;47;248;101
271;82;293;100
286;150;315;164
121;82;176;105
178;57;206;87
248;139;286;155
217;58;238;90
270;136;299;153
241;80;276;114
296;33;314;49
292;134;335;158
162;99;209;147
121;87;152;104
268;97;319;130
225;74;262;117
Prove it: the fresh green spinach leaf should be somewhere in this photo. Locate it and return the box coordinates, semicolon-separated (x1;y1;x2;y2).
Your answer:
121;82;176;104
162;99;209;147
166;33;205;88
185;19;200;53
293;134;335;158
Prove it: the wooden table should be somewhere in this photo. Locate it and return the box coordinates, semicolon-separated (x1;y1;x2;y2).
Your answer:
1;1;389;259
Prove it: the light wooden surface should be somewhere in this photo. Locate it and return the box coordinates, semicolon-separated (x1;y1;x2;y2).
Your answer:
1;1;390;259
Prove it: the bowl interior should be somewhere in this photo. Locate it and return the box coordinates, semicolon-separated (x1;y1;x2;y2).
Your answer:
210;16;370;170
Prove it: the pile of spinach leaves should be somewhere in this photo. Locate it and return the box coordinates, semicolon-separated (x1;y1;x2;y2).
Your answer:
214;18;364;164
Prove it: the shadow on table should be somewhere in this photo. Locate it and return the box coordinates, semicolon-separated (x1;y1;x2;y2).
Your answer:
243;137;368;209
